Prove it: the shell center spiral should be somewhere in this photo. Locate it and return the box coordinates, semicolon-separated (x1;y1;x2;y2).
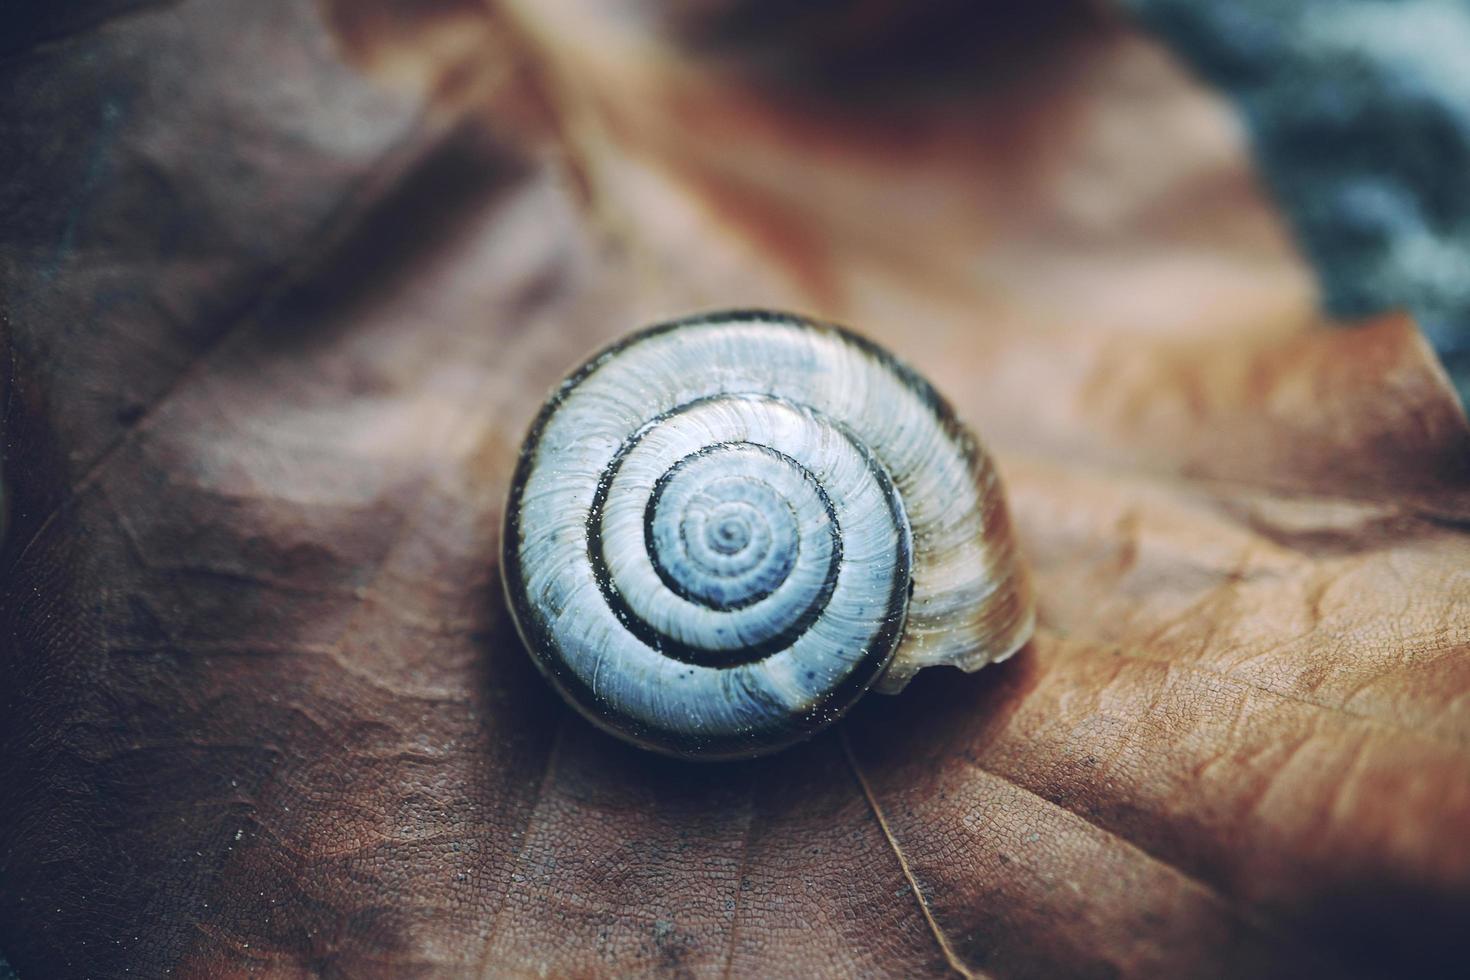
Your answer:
588;396;889;668
645;444;828;612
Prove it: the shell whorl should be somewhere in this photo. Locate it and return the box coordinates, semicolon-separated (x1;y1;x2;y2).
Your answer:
502;311;1033;759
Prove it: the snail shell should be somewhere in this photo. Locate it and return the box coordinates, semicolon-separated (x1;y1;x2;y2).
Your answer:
502;311;1033;759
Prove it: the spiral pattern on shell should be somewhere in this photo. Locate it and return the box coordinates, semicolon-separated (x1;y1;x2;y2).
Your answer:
503;311;1033;759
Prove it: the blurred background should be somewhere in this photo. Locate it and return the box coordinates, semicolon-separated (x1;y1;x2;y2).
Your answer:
312;0;1470;399
1134;0;1470;401
326;0;1470;399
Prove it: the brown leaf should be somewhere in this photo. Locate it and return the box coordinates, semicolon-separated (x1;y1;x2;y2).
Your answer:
3;1;1468;977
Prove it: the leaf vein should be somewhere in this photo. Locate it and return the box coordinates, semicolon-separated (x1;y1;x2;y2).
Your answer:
842;729;988;980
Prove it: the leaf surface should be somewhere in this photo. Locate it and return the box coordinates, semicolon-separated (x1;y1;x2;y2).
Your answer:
2;1;1468;977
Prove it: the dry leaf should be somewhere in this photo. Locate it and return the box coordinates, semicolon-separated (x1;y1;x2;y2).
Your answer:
3;1;1469;977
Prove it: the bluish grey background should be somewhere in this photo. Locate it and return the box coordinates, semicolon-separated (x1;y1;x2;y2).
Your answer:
1131;0;1470;404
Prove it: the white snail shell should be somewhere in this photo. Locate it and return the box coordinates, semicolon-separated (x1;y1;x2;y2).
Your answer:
502;311;1033;759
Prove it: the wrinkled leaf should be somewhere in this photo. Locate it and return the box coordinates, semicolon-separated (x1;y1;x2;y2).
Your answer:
2;1;1469;977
